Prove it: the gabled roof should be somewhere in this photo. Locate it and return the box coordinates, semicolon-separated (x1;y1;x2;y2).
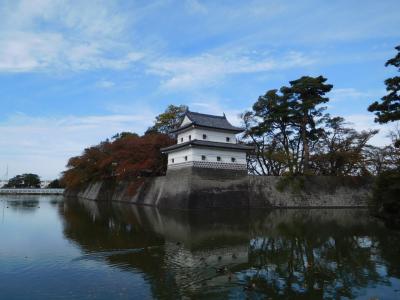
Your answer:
171;111;243;133
161;140;254;153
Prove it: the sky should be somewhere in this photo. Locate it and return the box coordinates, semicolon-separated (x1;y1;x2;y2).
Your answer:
0;0;399;180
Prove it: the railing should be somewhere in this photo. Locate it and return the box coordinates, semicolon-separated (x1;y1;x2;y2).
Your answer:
0;189;65;195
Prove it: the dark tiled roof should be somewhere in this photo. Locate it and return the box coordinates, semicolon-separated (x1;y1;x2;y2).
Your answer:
171;111;243;133
161;140;254;153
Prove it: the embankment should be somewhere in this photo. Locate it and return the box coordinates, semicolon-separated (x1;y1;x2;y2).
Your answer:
64;168;373;209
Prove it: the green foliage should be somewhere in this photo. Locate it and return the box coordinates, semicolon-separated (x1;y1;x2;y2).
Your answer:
4;173;41;188
146;104;188;135
368;45;400;126
47;179;64;189
244;77;380;176
111;132;139;141
372;169;400;215
244;76;336;175
284;76;333;172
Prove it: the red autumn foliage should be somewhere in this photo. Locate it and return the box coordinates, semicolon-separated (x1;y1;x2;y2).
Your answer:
61;133;174;189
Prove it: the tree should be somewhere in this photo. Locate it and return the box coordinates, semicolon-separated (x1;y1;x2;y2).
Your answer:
310;116;378;175
282;76;333;173
368;46;400;224
243;76;332;175
368;45;400;146
111;132;139;141
47;179;65;189
61;133;174;189
146;105;188;135
242;112;288;176
4;173;41;188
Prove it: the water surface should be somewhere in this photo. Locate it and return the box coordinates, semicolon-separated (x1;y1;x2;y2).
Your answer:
1;195;400;299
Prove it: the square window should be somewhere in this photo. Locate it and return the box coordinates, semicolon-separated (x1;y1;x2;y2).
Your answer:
217;156;221;162
202;134;207;139
226;137;230;142
185;156;188;161
231;157;236;162
201;155;206;161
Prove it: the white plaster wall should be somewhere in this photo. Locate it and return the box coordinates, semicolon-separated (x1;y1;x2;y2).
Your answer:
168;148;193;165
180;116;192;126
192;148;246;164
168;147;246;165
177;128;237;144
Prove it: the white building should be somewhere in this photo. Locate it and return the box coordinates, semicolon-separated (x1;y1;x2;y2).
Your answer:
161;111;253;171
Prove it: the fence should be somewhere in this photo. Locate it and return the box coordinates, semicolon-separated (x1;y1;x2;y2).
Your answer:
0;189;64;195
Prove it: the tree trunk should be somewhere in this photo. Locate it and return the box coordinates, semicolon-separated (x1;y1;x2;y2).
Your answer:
302;114;309;173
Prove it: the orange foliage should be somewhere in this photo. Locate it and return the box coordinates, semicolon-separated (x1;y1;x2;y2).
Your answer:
61;133;174;189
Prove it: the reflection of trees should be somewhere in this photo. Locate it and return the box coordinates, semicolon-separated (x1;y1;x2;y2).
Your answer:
6;199;39;212
374;231;400;279
246;211;394;299
2;195;63;212
59;200;400;300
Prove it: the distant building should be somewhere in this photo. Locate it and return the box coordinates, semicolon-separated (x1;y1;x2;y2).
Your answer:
40;180;52;188
161;111;253;172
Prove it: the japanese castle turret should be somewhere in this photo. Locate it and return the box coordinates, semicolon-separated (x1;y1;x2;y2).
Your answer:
161;111;253;173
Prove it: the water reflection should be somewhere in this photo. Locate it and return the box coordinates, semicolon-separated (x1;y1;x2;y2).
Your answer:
1;195;40;213
59;199;400;299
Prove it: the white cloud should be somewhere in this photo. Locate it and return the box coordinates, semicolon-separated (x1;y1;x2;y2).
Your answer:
149;51;316;90
344;114;395;147
330;88;384;103
96;80;115;89
0;112;155;179
0;0;143;72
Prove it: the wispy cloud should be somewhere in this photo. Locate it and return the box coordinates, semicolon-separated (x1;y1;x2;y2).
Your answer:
330;88;384;103
96;80;115;89
149;51;316;90
0;0;143;72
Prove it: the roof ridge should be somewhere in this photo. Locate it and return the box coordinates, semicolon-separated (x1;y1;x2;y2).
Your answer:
187;111;225;119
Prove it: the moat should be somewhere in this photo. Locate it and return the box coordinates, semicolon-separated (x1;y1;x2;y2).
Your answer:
1;195;400;299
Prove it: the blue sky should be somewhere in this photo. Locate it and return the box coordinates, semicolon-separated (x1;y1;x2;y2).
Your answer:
0;0;399;179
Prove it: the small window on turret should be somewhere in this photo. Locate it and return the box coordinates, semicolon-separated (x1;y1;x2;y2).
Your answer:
189;135;192;141
201;155;206;161
231;157;236;162
185;156;188;161
203;134;207;139
180;137;183;142
217;156;221;162
226;137;230;142
171;158;174;163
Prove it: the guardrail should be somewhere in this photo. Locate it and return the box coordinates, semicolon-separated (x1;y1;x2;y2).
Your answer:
0;189;65;195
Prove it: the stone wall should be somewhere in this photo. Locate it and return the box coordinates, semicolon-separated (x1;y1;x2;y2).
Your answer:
66;168;373;209
249;176;372;208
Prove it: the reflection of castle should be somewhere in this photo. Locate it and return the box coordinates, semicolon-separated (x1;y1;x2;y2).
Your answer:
59;199;400;299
